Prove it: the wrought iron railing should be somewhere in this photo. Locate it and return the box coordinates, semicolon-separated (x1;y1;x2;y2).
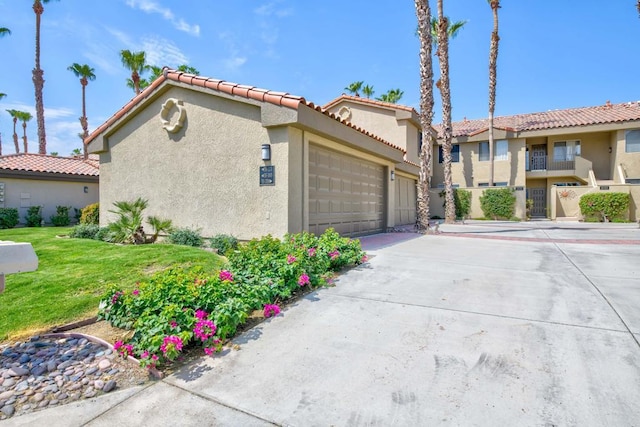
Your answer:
526;156;575;171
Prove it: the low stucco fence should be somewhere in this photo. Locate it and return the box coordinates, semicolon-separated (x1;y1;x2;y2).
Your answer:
551;184;640;221
428;186;527;220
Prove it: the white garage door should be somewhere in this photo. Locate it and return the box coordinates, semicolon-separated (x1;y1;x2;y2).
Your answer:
395;175;417;226
309;145;385;237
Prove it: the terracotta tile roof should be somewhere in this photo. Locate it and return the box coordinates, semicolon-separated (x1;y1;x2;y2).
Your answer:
0;153;99;176
323;94;418;115
437;101;640;138
86;69;405;154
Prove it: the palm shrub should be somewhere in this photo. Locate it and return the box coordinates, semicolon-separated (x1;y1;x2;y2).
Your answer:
108;198;148;244
147;216;173;243
480;188;516;219
25;206;43;227
69;223;101;239
0;208;19;229
80;202;100;225
579;192;629;222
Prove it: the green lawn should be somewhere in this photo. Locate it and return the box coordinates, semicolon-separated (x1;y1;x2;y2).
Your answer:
0;227;223;341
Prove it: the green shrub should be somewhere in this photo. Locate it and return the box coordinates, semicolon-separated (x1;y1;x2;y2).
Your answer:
0;208;19;229
479;188;516;219
209;234;239;255
440;188;471;220
579;192;630;222
95;227;114;242
50;205;71;226
98;228;367;368
25;206;43;227
80;202;100;225
69;224;101;239
167;228;203;247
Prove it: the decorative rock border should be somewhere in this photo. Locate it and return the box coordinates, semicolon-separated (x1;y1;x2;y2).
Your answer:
0;333;145;420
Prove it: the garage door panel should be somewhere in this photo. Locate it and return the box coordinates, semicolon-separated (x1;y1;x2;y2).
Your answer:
309;145;385;237
394;176;417;226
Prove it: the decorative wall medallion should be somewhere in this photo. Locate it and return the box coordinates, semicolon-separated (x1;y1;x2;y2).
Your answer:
337;106;352;121
558;189;577;200
160;98;186;133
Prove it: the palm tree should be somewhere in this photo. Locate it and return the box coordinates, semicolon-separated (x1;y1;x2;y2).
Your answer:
120;50;148;95
33;0;58;155
487;0;501;186
0;27;10;37
17;111;33;153
126;77;150;93
6;109;20;153
70;147;82;157
0;93;5;156
376;89;404;104
415;0;435;233
637;1;640;17
362;85;375;98
436;0;455;224
147;65;163;81
430;17;466;43
67;63;96;159
176;64;200;75
345;81;364;97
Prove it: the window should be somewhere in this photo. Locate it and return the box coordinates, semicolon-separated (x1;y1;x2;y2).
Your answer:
626;130;640;153
626;178;640;184
553;140;581;161
479;142;489;161
418;131;423;156
479;182;507;187
495;140;508;161
438;144;460;163
436;183;460;189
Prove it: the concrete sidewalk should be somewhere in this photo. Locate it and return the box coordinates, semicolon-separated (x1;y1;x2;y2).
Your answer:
7;222;640;426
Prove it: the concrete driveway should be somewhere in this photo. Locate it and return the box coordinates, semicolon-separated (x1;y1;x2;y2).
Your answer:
9;221;640;426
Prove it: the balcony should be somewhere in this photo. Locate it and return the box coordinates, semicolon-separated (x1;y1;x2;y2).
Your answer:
526;155;592;183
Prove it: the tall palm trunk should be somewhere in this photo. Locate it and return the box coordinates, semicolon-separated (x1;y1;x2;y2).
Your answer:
33;1;47;154
437;0;455;223
80;77;89;159
12;117;19;154
22;122;28;153
132;71;141;95
488;0;500;186
415;0;434;233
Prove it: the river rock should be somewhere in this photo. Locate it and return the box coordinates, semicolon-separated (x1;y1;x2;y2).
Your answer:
98;359;111;370
103;380;117;393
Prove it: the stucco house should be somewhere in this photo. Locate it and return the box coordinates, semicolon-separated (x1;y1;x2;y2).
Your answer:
0;153;99;224
86;69;419;239
430;101;640;220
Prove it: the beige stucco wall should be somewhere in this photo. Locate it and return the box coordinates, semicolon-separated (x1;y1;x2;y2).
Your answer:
612;129;640;182
551;184;639;221
428;186;526;220
0;177;98;224
432;138;526;188
98;87;292;240
326;102;421;165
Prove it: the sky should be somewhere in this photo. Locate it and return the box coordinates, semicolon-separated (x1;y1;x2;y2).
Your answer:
0;0;639;156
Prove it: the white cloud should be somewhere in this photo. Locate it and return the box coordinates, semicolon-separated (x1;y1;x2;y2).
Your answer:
217;32;248;72
253;1;293;59
141;35;188;67
125;0;200;36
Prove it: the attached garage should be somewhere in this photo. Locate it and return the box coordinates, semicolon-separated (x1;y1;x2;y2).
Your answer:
308;144;385;237
395;175;417;226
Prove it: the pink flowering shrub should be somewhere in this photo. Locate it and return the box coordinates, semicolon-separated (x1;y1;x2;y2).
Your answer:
99;229;366;369
219;270;234;282
263;304;281;318
297;274;310;287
